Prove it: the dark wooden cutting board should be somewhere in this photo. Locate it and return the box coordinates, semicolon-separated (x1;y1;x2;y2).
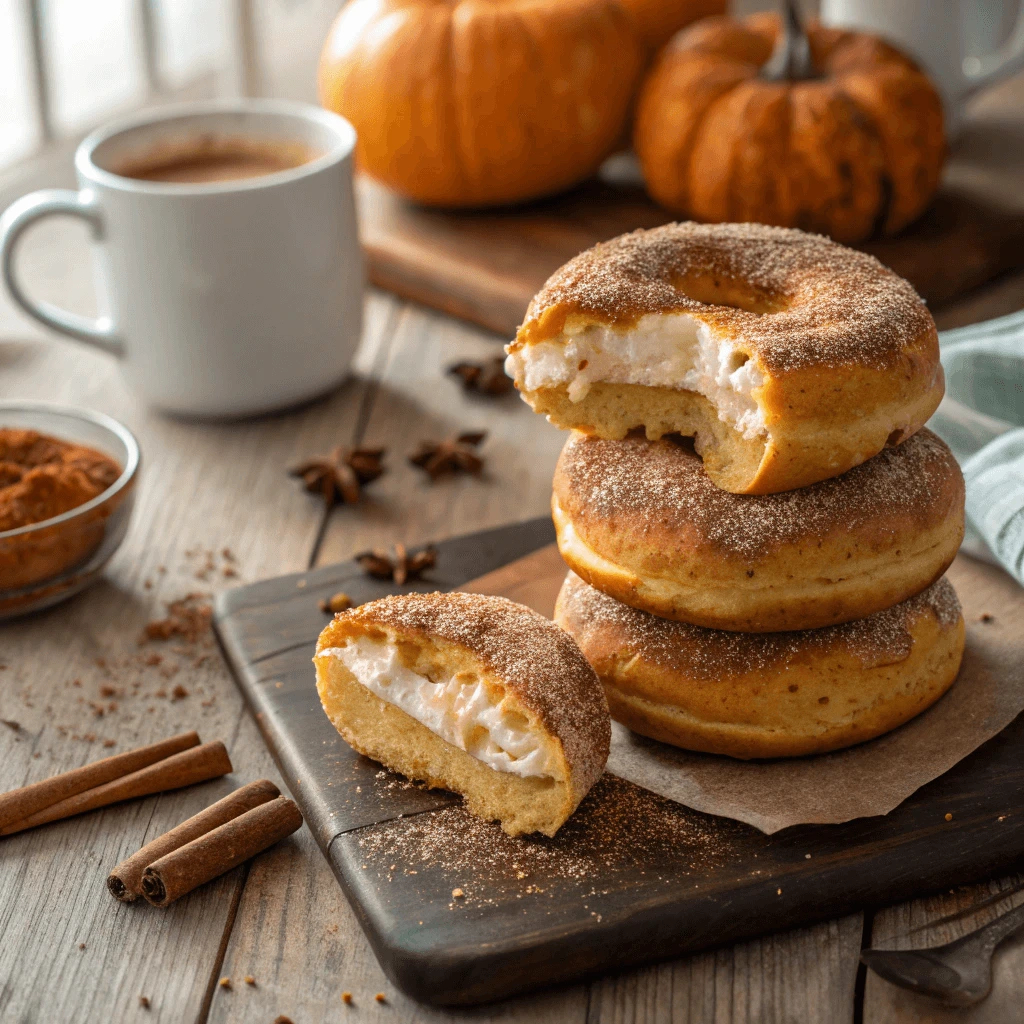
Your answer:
213;518;1024;1007
357;173;1024;338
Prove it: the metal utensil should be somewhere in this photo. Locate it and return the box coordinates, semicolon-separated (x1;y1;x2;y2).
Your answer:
862;898;1024;1006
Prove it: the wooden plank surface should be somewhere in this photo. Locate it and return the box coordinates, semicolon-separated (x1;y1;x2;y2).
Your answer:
213;515;1024;1007
3;34;1024;1024
358;74;1024;340
864;876;1024;1023
0;242;394;1022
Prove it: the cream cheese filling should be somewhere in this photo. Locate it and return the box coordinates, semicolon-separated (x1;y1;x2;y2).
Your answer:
506;313;766;440
322;637;557;778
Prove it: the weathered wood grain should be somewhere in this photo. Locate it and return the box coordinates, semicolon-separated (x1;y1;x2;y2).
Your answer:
209;823;592;1023
586;915;863;1024
0;257;396;1022
864;876;1024;1023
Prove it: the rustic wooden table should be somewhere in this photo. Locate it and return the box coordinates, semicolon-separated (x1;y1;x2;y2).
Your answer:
2;49;1024;1024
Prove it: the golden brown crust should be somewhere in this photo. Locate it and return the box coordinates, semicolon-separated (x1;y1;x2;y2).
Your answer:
555;572;965;759
317;591;610;795
553;428;965;630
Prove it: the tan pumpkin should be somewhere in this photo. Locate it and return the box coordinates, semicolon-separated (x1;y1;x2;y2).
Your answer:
633;11;946;243
619;0;726;57
319;0;643;208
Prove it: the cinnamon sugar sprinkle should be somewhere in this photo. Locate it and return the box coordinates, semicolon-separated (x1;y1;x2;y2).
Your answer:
355;775;738;903
518;223;934;374
558;428;962;560
559;573;961;678
322;592;610;787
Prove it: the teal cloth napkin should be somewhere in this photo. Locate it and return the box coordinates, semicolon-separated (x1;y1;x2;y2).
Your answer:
928;309;1024;584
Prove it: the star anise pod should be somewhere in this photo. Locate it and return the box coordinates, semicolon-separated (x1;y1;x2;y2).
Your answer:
289;445;386;508
447;357;514;396
408;432;486;480
355;543;437;586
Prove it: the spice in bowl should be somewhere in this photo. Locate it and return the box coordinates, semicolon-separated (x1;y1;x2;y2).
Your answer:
0;429;121;532
0;407;139;616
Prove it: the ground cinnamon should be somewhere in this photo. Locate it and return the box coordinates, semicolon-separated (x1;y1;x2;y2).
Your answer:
0;428;121;532
108;779;280;901
0;740;232;836
0;731;199;832
141;795;303;906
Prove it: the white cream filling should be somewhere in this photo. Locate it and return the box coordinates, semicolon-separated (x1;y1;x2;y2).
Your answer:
323;637;557;778
505;313;766;440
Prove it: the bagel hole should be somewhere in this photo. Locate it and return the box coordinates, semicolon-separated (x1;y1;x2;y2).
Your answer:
676;273;789;315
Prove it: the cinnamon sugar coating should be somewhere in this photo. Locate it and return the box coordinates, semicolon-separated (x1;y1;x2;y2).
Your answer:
317;591;610;787
513;222;936;375
559;571;961;678
556;427;962;561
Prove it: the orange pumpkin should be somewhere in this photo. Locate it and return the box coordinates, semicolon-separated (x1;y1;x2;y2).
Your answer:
619;0;726;57
319;0;643;208
633;12;946;243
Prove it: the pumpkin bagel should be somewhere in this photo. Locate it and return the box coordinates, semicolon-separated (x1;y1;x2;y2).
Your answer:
555;571;965;760
506;222;943;494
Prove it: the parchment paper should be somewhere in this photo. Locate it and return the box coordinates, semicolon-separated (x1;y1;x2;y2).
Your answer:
464;544;1024;834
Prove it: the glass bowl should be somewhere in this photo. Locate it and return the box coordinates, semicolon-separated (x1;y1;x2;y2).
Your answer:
0;402;140;619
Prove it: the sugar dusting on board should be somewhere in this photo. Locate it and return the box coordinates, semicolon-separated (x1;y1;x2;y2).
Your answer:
355;774;740;906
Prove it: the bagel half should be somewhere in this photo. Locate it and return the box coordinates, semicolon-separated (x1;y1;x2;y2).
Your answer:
314;591;610;836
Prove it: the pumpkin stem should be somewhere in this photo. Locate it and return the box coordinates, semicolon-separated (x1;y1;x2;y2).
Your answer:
761;0;816;81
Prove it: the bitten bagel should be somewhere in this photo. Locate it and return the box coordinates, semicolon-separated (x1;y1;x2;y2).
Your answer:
506;222;943;494
555;572;965;759
314;591;610;836
553;428;965;632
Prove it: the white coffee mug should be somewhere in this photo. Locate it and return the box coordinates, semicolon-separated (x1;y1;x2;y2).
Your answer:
0;100;363;418
820;0;1024;137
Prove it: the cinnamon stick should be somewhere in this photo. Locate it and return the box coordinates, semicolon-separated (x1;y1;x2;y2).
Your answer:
0;731;199;832
141;795;303;907
107;779;280;901
0;741;232;836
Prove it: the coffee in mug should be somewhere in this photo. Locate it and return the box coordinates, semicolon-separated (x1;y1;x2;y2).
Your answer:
113;134;319;184
0;100;363;419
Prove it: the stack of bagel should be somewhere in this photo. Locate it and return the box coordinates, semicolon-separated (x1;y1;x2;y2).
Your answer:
506;222;967;759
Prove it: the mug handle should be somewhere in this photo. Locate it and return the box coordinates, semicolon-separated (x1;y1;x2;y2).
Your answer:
0;189;124;357
962;6;1024;97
